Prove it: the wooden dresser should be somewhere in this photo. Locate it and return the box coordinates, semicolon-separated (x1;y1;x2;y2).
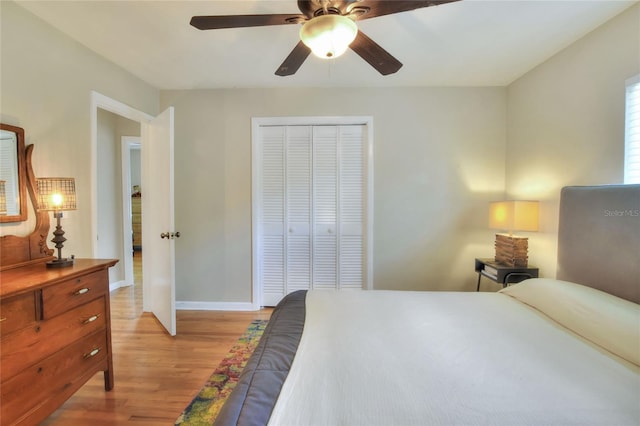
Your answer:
0;258;118;425
132;196;142;251
0;141;119;424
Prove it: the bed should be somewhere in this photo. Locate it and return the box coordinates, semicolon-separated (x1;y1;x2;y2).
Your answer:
215;184;640;426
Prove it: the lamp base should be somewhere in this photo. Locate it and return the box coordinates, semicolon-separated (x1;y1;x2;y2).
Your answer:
46;257;74;268
494;234;529;267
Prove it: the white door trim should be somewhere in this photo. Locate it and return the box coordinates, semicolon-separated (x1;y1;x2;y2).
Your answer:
251;116;374;309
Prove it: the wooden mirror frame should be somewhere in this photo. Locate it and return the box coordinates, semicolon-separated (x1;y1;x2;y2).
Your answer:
0;123;28;222
0;144;53;270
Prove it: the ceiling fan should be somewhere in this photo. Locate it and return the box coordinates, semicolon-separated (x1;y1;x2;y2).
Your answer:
190;0;460;77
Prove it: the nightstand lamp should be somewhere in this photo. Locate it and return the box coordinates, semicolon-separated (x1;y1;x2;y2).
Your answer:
489;200;539;267
37;177;77;268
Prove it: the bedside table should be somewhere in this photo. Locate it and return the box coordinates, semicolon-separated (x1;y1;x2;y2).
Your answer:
475;258;539;291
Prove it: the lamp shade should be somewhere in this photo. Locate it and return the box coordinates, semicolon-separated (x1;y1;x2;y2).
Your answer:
0;180;6;215
37;177;77;211
489;200;539;233
300;14;358;59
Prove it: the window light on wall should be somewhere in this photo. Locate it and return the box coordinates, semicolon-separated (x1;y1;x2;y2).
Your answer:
625;74;640;184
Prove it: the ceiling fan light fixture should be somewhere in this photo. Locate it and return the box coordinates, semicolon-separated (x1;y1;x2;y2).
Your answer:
300;15;358;59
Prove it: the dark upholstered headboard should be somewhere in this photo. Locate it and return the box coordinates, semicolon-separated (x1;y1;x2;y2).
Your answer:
557;185;640;304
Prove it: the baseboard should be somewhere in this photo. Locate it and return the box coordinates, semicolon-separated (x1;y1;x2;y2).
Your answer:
176;301;258;311
109;280;132;292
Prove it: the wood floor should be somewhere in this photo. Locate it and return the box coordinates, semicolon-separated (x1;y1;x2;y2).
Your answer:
42;252;272;425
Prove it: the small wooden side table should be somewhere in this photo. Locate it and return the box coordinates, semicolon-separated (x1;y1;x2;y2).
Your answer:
475;258;539;291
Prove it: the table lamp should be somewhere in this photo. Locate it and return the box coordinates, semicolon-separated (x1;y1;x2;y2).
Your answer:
36;177;77;268
489;200;539;267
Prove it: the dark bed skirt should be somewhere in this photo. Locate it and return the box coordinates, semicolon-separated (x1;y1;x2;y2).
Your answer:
213;290;307;426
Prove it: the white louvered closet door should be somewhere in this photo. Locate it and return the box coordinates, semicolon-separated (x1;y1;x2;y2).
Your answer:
285;127;312;294
337;125;365;289
258;124;366;306
259;126;287;307
312;126;338;289
312;125;365;290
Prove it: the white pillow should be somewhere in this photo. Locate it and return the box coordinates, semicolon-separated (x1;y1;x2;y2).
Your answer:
500;278;640;366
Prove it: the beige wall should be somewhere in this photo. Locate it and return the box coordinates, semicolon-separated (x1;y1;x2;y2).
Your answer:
506;4;639;278
0;2;158;260
161;88;507;302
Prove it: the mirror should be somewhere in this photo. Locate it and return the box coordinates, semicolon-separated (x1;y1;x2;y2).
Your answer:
0;123;27;222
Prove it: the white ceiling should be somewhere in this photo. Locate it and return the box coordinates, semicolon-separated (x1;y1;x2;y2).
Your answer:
15;0;637;90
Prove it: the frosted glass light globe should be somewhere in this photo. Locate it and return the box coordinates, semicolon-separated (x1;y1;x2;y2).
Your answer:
300;15;358;59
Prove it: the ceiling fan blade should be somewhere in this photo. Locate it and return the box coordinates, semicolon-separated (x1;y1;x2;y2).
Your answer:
275;41;312;76
350;31;402;75
354;0;461;21
190;14;305;30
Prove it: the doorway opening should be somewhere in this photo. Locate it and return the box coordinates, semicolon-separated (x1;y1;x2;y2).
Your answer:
122;136;143;315
92;92;151;315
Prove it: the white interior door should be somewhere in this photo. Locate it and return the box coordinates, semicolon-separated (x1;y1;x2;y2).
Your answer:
141;107;176;336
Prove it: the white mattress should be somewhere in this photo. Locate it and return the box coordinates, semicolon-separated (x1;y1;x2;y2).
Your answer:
268;288;640;426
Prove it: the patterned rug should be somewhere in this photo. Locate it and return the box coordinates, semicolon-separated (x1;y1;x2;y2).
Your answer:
175;320;268;425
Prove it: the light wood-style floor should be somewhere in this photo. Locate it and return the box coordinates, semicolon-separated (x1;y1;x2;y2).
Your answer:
42;252;272;425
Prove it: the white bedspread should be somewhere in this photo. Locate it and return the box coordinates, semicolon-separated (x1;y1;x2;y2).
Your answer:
268;290;640;426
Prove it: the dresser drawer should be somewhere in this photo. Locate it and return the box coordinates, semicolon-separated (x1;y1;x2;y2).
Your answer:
0;292;37;337
42;270;108;319
1;329;108;425
1;296;106;382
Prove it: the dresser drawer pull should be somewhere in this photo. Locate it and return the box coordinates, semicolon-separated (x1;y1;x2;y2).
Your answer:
83;314;100;325
74;288;90;296
0;317;6;322
84;348;101;359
